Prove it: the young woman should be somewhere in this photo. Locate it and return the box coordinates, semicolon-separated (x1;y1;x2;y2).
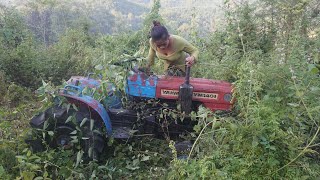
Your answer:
146;21;199;76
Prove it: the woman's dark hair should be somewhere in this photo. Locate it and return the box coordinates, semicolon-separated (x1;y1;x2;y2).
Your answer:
150;20;169;41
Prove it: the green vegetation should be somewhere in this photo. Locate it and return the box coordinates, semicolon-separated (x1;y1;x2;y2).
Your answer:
1;0;320;179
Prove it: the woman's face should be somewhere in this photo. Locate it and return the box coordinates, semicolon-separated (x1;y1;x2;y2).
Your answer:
154;37;169;49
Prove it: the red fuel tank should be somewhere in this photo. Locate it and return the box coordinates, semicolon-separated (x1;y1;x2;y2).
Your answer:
155;76;234;111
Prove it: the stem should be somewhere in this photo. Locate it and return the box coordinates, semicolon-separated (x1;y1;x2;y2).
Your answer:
187;120;215;162
245;69;253;125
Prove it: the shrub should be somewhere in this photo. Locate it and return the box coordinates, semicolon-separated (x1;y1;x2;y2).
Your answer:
0;71;6;103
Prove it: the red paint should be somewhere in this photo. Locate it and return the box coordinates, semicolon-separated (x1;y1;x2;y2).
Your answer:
155;76;234;111
61;94;101;119
129;74;138;82
149;77;155;86
129;73;156;87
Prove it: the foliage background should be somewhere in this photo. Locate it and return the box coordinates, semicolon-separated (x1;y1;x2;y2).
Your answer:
0;0;320;179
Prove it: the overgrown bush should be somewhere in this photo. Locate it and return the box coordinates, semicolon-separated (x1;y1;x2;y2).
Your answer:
4;83;32;107
0;71;6;103
0;7;42;88
0;7;104;89
42;28;96;85
0;148;17;179
166;0;320;179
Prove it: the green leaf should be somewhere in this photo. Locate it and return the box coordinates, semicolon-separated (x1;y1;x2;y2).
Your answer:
308;64;319;74
296;91;303;97
47;131;54;136
288;113;295;120
21;171;35;180
90;119;94;131
67;103;71;113
44;171;49;178
90;170;96;179
133;159;139;166
16;156;27;160
72;104;79;111
42;132;46;139
75;151;83;168
193;124;201;133
65;115;73;123
70;130;77;135
275;97;282;102
141;155;150;161
0;166;5;177
43;120;49;130
88;147;93;158
310;86;320;93
95;64;104;70
93;129;102;135
252;137;259;147
269;146;276;151
171;113;177;120
129;130;138;135
229;123;237;131
71;139;78;143
80;118;88;127
287;103;299;107
27;150;32;157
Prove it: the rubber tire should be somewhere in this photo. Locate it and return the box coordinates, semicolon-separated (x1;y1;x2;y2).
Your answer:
34;105;106;161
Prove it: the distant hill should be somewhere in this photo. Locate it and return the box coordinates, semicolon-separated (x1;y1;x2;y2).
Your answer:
0;0;225;37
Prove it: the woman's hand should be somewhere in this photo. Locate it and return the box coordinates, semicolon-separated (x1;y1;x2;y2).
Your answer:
185;56;195;67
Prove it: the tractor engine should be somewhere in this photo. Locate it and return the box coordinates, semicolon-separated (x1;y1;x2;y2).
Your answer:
124;71;234;138
126;72;234;112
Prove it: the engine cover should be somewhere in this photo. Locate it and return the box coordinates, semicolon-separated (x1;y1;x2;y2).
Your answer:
126;73;234;111
156;76;233;111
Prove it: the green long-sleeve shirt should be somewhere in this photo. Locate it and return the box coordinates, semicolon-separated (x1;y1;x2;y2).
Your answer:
147;35;199;72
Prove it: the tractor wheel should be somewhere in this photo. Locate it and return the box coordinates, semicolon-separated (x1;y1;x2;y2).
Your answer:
51;125;75;149
30;105;106;161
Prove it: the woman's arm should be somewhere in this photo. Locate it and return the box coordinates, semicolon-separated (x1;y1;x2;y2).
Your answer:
181;38;199;62
147;40;156;68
